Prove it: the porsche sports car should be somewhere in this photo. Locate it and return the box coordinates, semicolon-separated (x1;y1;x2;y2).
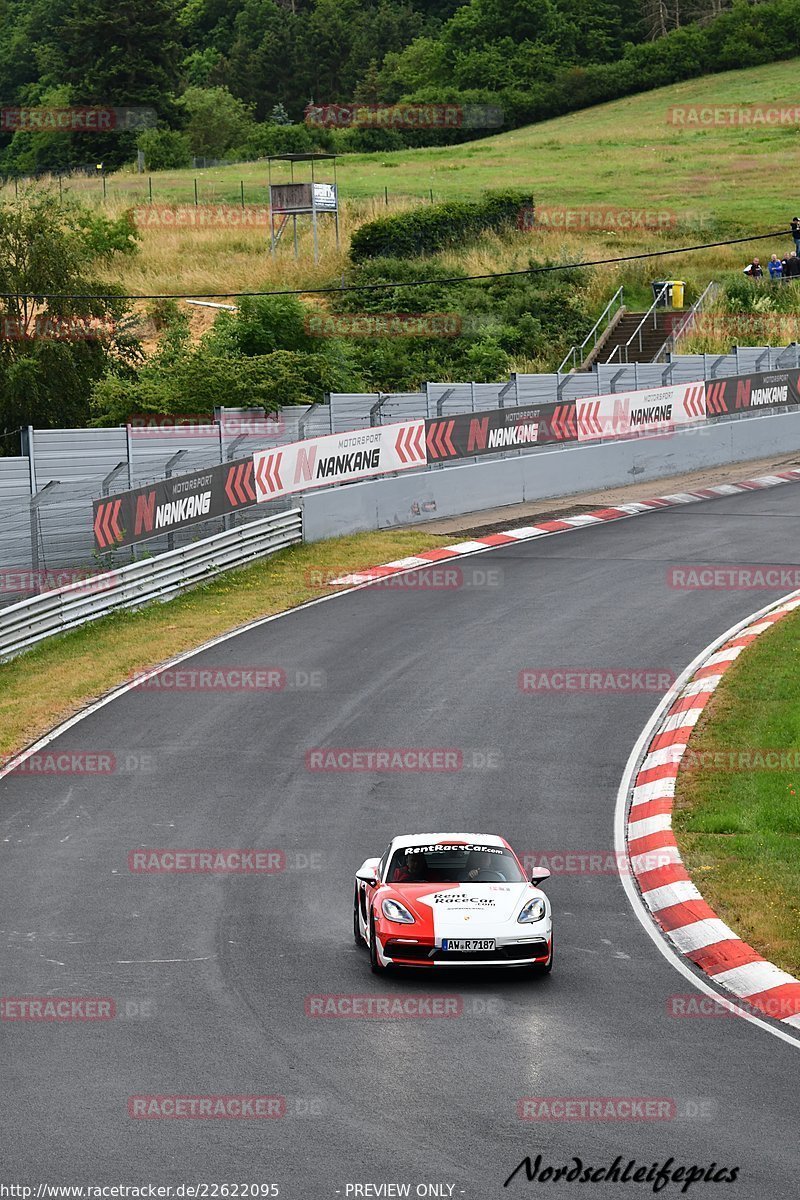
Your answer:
353;833;552;972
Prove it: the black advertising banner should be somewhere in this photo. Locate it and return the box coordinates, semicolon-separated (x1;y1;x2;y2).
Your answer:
425;401;576;462
93;458;257;550
704;370;800;418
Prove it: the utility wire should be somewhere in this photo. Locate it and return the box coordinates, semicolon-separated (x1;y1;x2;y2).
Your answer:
0;229;789;302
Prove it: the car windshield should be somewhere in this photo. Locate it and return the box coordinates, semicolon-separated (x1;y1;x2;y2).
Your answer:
386;842;525;884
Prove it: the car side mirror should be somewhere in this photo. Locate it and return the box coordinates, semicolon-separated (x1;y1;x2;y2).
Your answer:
356;865;380;886
530;867;551;887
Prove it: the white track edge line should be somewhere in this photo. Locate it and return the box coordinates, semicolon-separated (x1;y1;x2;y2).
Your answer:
0;487;717;778
2;470;800;1045
613;586;800;1050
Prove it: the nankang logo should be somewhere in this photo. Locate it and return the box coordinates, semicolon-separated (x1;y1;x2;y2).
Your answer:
155;492;212;528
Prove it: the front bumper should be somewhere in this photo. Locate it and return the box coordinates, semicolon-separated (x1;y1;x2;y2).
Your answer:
379;933;551;968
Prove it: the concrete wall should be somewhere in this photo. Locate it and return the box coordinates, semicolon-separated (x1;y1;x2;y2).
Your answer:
301;409;800;541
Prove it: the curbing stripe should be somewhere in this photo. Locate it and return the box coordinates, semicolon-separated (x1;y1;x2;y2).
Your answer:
325;468;800;588
625;583;800;1032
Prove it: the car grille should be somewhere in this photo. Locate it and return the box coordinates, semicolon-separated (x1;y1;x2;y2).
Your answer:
385;939;548;964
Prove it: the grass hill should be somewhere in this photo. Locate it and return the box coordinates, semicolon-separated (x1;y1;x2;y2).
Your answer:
4;60;797;341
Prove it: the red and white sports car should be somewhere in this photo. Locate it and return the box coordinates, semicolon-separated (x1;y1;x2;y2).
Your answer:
353;833;552;972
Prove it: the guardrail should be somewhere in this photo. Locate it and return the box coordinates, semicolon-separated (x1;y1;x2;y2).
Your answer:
605;284;670;364
0;508;302;662
558;286;624;373
653;281;719;362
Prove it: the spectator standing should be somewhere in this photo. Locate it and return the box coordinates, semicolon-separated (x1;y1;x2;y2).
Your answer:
743;258;763;279
783;252;800;280
792;216;800;254
769;253;783;280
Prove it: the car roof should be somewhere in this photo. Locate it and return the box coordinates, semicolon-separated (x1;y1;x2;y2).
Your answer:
389;833;508;852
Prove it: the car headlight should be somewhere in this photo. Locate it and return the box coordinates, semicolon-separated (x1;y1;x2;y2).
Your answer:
382;898;416;924
518;897;547;924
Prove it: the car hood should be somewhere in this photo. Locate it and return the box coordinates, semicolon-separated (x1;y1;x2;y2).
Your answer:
393;882;540;926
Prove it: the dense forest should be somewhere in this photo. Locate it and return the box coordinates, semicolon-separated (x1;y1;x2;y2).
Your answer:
0;0;797;173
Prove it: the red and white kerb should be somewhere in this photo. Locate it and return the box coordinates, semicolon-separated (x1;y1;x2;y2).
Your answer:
626;594;800;1029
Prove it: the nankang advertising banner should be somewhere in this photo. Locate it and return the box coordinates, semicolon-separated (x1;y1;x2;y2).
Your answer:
252;421;426;502
425;402;576;462
704;370;800;417
576;382;706;442
93;459;257;550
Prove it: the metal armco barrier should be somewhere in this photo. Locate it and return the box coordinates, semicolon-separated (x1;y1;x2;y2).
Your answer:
0;509;301;662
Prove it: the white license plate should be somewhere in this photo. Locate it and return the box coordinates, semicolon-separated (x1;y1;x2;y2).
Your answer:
442;938;495;952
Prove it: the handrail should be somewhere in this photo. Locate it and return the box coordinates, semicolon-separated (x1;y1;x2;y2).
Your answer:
557;286;624;373
604;283;670;364
652;281;718;363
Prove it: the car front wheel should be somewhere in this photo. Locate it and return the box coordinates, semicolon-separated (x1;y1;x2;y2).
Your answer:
369;914;385;974
353;889;365;947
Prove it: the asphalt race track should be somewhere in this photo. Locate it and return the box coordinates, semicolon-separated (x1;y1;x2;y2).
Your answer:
2;484;800;1197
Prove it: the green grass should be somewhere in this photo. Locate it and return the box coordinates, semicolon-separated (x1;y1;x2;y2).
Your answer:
0;528;447;764
673;609;800;976
14;58;800;230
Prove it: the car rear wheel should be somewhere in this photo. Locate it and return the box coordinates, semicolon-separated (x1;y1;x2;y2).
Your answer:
353;889;365;947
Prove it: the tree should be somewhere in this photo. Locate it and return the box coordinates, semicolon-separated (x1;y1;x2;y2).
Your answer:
0;192;141;435
137;128;192;169
50;0;183;167
177;85;255;158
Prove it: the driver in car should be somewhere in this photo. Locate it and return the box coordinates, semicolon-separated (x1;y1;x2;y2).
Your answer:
391;851;427;883
465;849;502;881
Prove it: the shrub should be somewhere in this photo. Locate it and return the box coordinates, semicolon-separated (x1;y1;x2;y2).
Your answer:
349;189;533;262
137;129;192;171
